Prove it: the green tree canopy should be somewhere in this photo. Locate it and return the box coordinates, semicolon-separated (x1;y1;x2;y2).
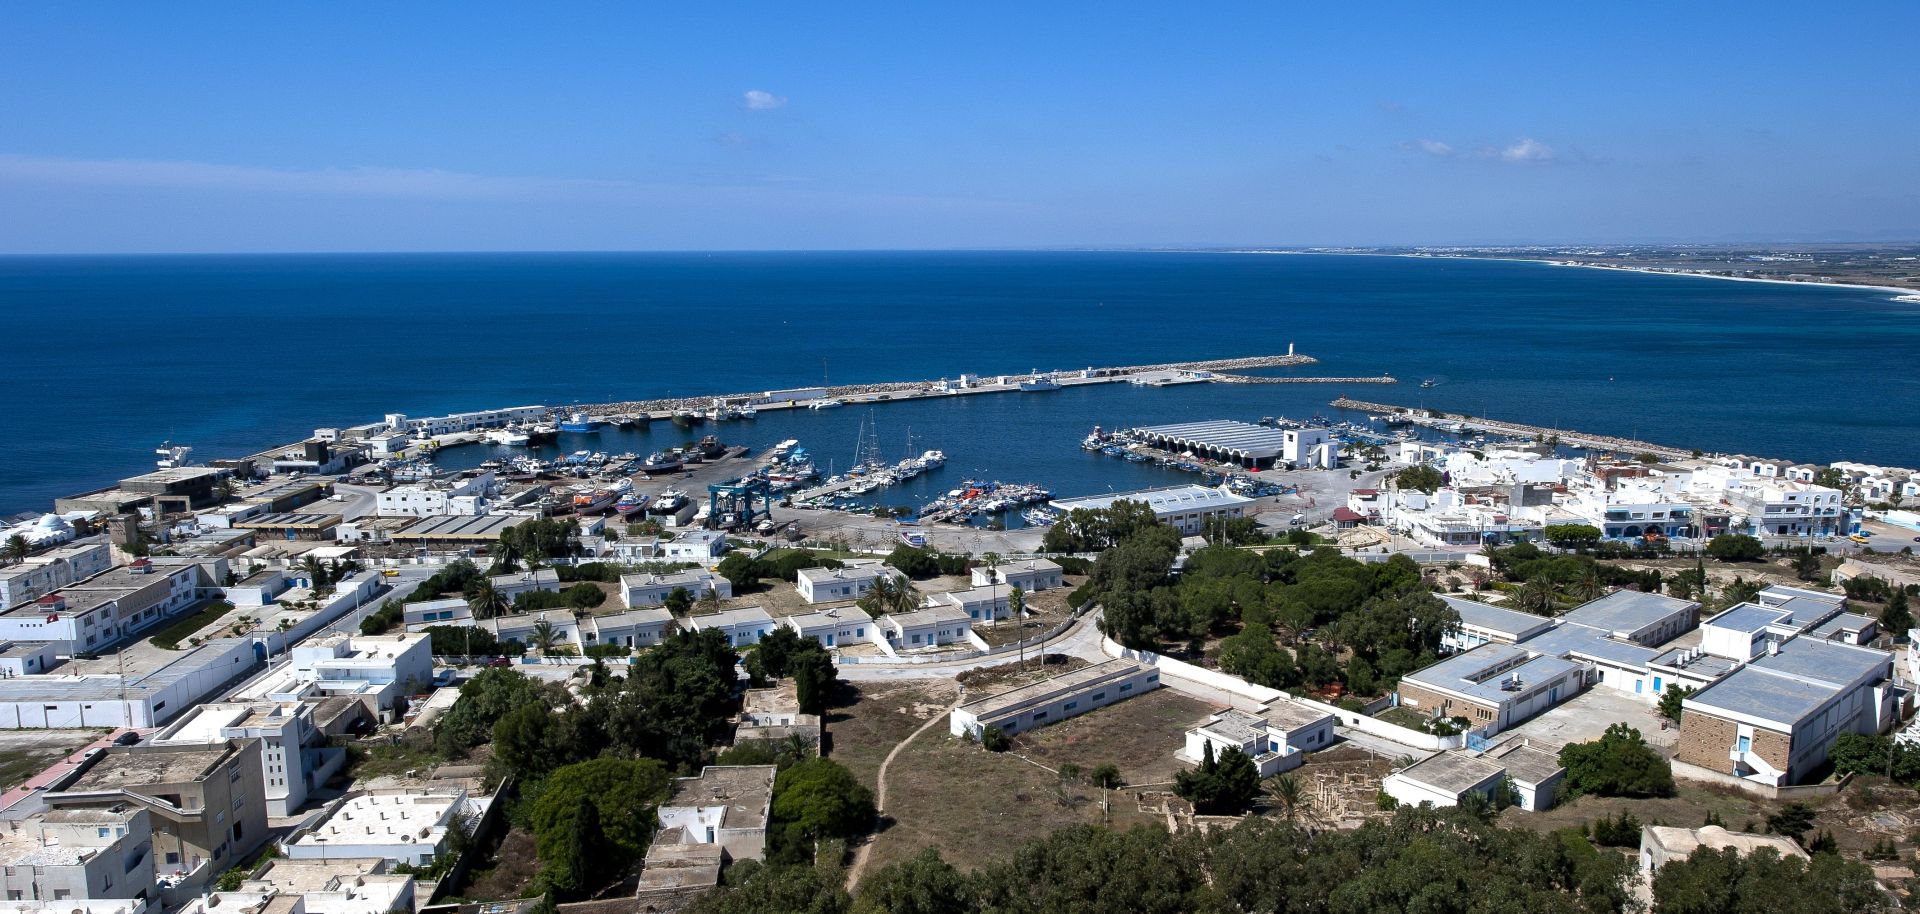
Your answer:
531;757;672;897
768;758;875;863
1557;723;1675;798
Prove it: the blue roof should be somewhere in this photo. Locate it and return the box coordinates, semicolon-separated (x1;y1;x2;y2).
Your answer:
1704;603;1793;636
1560;590;1696;637
1521;622;1660;669
1440;595;1555;639
1401;642;1582;706
1686;638;1891;727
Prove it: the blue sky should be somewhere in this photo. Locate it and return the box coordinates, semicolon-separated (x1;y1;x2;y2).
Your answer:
2;3;1916;252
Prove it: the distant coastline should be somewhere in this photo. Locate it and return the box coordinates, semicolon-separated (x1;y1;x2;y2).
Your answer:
1225;249;1920;302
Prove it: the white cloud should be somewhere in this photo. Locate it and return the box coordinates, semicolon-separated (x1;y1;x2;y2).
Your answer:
742;89;787;111
1416;139;1453;157
1493;138;1554;163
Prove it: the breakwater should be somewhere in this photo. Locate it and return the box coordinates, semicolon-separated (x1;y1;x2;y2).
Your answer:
1329;397;1696;459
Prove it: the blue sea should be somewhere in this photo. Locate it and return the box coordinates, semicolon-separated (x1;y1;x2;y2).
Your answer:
3;251;1916;515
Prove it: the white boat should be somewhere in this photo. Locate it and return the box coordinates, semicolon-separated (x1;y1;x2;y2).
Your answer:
485;428;531;446
1018;372;1061;392
809;398;845;409
918;449;946;469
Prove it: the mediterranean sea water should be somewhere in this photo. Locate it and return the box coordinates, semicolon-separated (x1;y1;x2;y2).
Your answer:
3;251;1916;515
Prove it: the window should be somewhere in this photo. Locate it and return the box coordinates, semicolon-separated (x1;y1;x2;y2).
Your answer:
98;827;111;838
1032;711;1048;720
1092;692;1106;701
1737;735;1751;753
1064;701;1078;711
1652;676;1663;693
1119;684;1132;693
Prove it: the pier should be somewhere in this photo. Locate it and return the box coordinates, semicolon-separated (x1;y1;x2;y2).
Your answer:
1328;397;1696;460
580;351;1336;418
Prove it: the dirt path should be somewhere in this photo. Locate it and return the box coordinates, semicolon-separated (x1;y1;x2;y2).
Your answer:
844;698;958;891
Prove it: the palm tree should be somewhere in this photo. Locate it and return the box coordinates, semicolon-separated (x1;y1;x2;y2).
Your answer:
530;619;560;656
1272;773;1304;821
467;580;510;620
3;534;31;565
1571;567;1605;603
697;587;723;613
1516;577;1558;616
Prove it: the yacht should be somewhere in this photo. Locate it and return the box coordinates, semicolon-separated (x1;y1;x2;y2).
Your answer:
809;398;845;409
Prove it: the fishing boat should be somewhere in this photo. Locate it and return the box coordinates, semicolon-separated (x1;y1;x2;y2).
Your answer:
898;526;928;548
696;435;727;459
572;489;617;515
613;493;650;518
484;428;531;447
526;423;559;443
640;451;685;475
559;411;603;433
1022;507;1059;526
1419;379;1437;389
647;491;689;517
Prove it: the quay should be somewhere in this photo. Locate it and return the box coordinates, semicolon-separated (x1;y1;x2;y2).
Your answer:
1328;397;1695;460
1215;372;1396;384
581;350;1331;418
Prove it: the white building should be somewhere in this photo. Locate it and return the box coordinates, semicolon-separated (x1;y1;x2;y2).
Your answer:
971;558;1064;592
782;606;873;650
487;569;558;601
375;473;496;519
880;605;974;651
949;659;1159;739
794;564;903;605
585;608;677;650
659;530;728;563
237;633;434;716
0;806;157;903
150;701;328;816
1437;595;1555;652
0;637;256;729
1382;751;1508;809
401;597;470;629
1182;699;1335;777
620;570;730;609
653;767;775;864
925;586;1010;623
0;559;220;655
687;606;775;647
1048;485;1254;536
284;788;490;867
0;542;113;611
383;406;544;438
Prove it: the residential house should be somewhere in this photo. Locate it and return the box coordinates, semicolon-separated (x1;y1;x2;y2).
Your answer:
620;570;729;610
45;741;267;892
1182;698;1335;777
794;564;902;605
686;607;774;647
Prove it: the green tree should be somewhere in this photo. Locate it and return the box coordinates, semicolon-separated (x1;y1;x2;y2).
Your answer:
791;645;837;715
716;552;765;590
852;849;974;914
1392;464;1444;494
745;626;806;682
1216;626;1296;689
530;618;562;656
1172;743;1260;815
769;758;876;863
1544;524;1603;550
531;757;672;896
1557;723;1674;798
886;546;942;580
688;860;850;914
1704;534;1764;562
3;534;33;564
1653;845;1885;914
1657;684;1694;723
1791;551;1824;582
1880;588;1913;639
665;586;694;613
466;579;510;621
436;667;548;756
1764;802;1818;845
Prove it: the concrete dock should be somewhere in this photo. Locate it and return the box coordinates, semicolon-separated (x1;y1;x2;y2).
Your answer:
1329;397;1695;459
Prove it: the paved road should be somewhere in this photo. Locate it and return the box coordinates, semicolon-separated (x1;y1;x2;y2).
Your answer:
330;482;382;520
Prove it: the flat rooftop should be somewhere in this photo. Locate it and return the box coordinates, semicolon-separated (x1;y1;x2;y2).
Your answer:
1132;419;1297;461
65;744;237;792
296;790;461;845
1705;602;1793;635
1401;643;1581;707
392;514;529;540
1559;590;1696;637
958;658;1150;721
787;606;872;632
1521;622;1660;669
689;606;772;629
1686;639;1891;726
1258;698;1336;733
1440;595;1555;639
1394;750;1506;795
1051;484;1253;515
663;766;775;831
1490;743;1564;786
